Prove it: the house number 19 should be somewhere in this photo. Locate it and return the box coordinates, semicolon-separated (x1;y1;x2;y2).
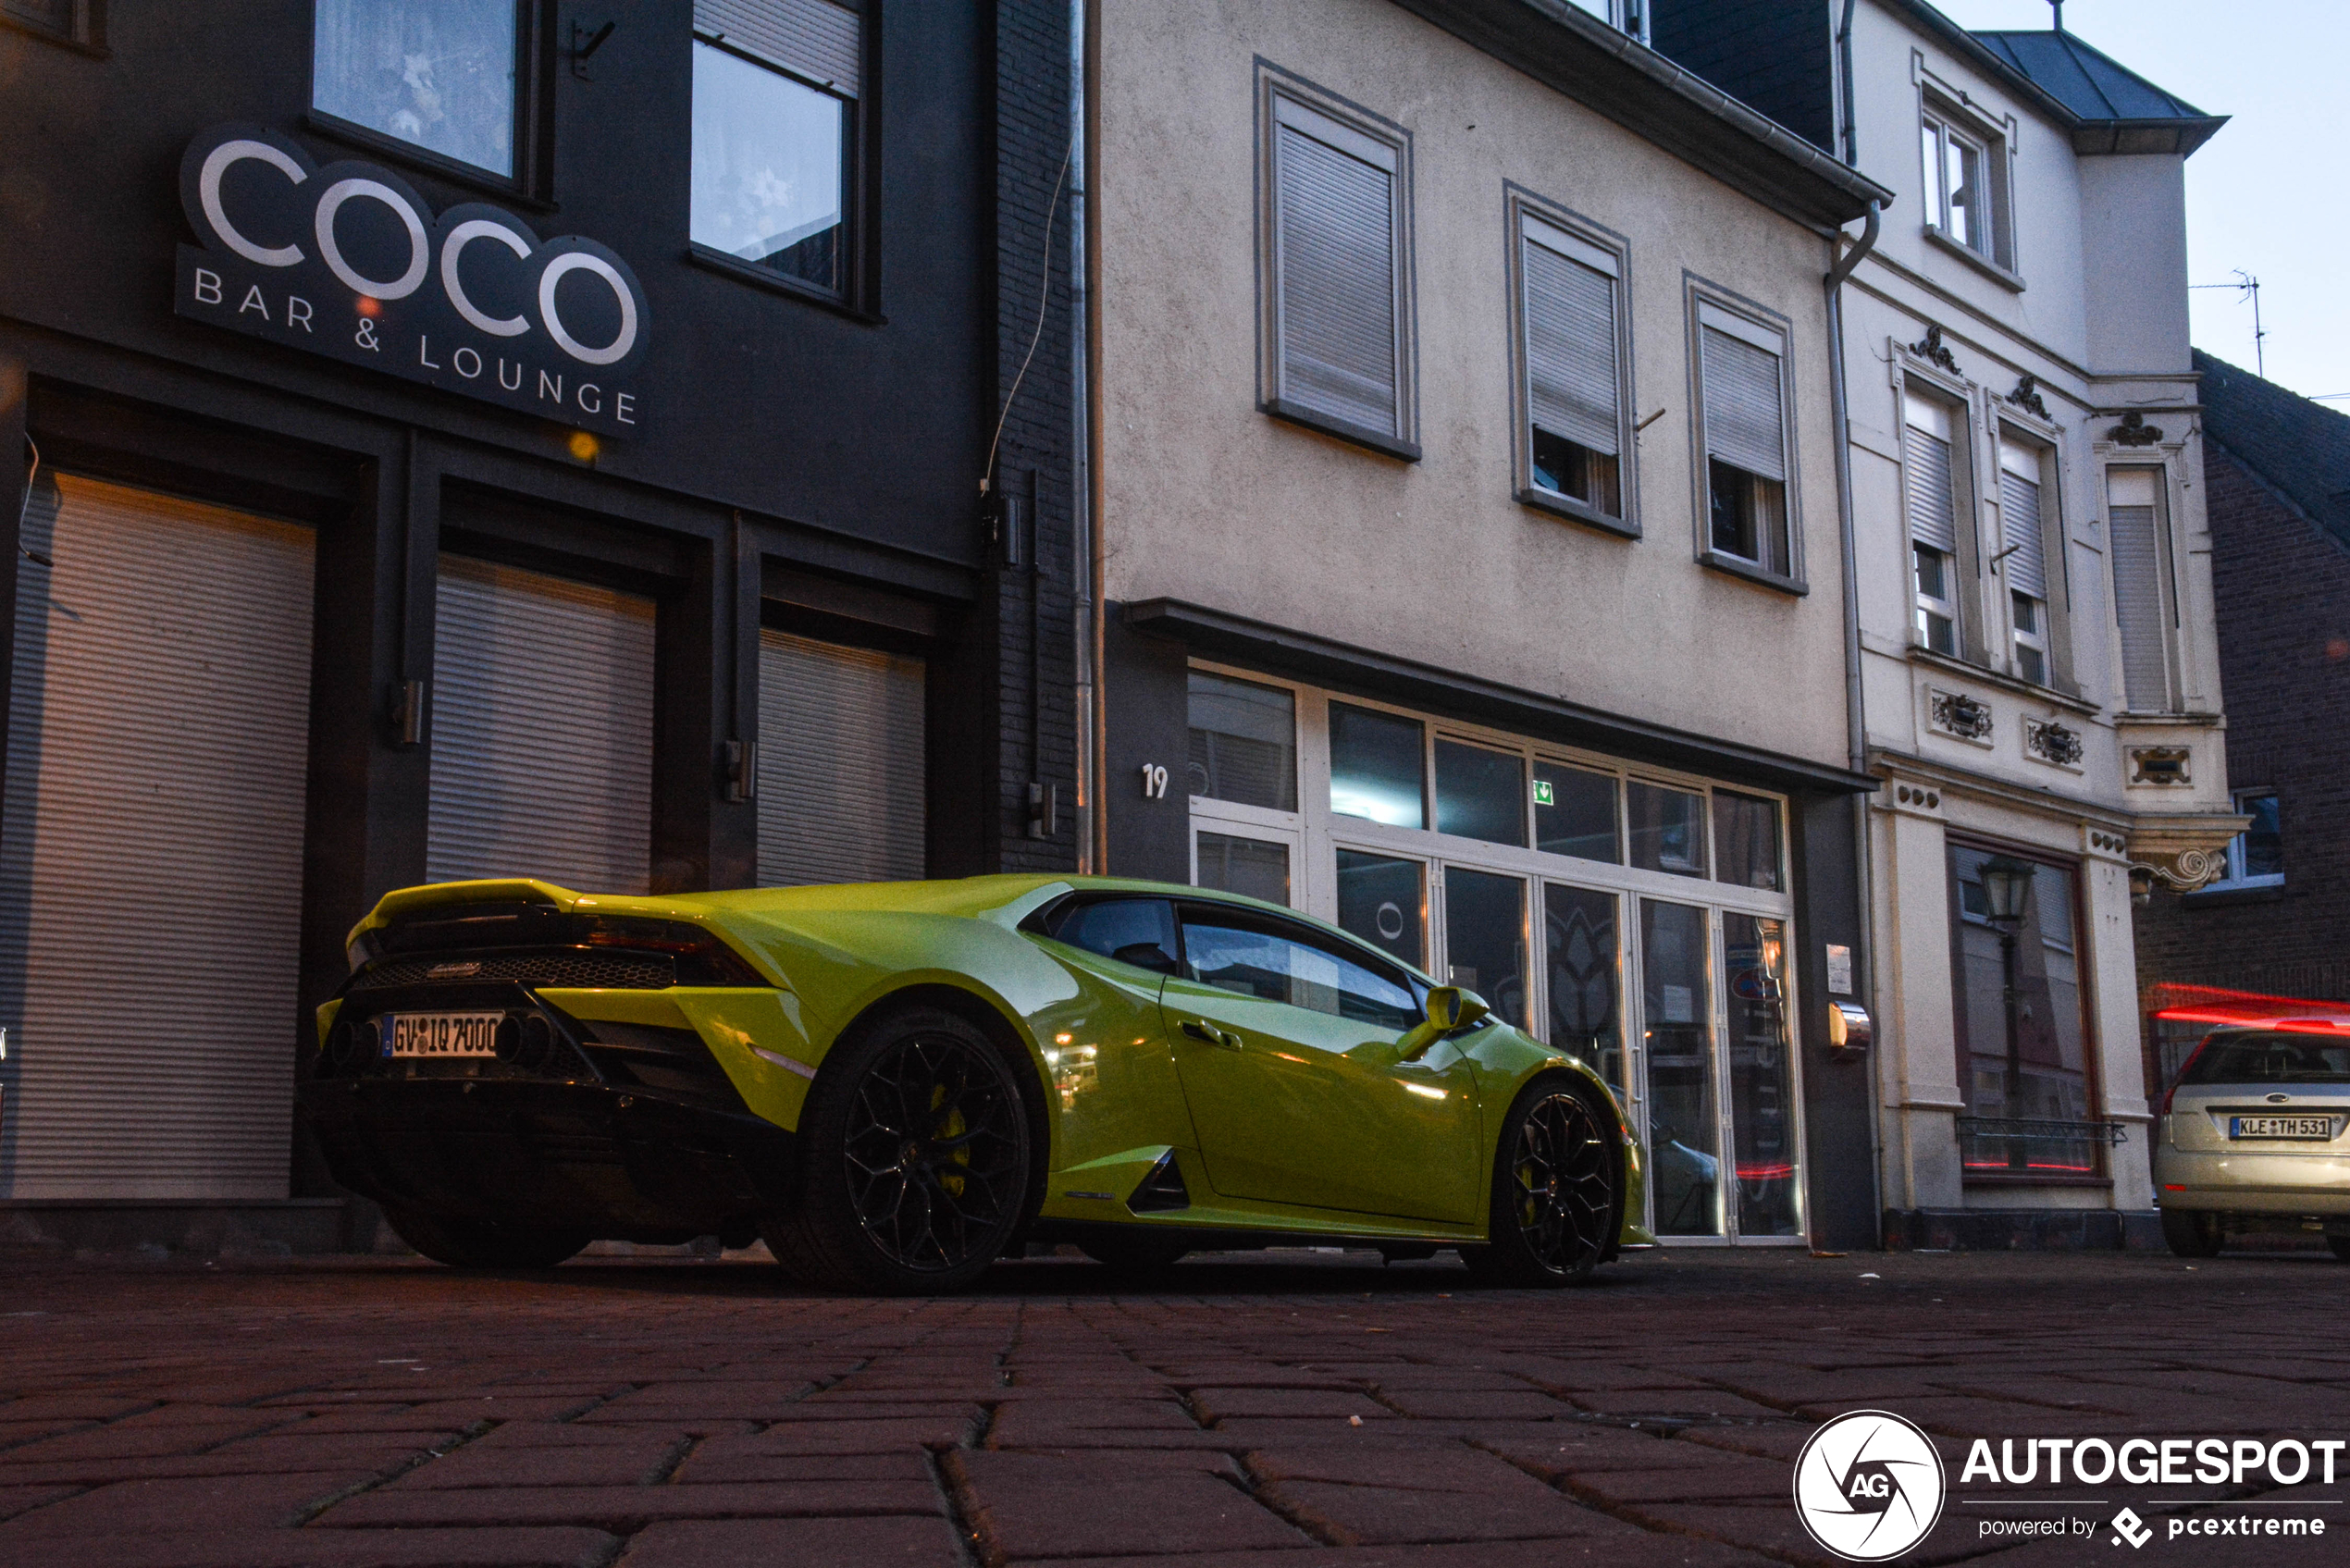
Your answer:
1141;763;1169;799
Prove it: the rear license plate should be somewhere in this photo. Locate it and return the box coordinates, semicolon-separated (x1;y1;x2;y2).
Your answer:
2229;1115;2335;1141
390;1012;505;1059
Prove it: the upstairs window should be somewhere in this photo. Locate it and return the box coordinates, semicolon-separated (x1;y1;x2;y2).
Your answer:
313;0;520;178
2206;790;2283;890
2108;466;2178;711
1697;303;1793;578
1518;210;1627;524
1259;78;1416;458
1903;392;1964;656
691;0;863;299
1562;0;1649;43
1998;438;2054;686
1922;105;2012;272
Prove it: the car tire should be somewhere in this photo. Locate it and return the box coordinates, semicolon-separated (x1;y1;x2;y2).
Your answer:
763;1006;1039;1295
2326;1235;2350;1263
2161;1207;2224;1258
381;1206;590;1269
1464;1074;1619;1289
1079;1230;1191;1278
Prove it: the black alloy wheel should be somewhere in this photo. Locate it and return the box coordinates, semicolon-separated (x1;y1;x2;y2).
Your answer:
1466;1076;1617;1287
380;1205;591;1270
2161;1206;2225;1259
765;1007;1037;1294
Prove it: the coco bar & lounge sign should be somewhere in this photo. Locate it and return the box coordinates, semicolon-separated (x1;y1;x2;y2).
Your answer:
174;125;649;436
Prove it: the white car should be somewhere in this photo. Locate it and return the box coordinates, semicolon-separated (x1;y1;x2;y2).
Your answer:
2154;1023;2350;1260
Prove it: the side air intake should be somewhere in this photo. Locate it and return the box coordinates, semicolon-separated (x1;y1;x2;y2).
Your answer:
1127;1150;1191;1213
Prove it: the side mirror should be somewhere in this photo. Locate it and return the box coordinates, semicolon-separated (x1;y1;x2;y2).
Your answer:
1398;985;1490;1061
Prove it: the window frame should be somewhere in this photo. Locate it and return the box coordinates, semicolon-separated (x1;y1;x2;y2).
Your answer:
686;11;875;315
305;0;554;204
1507;188;1637;538
2200;789;2283;892
1918;90;2019;284
2105;463;2183;714
1993;428;2071;693
1255;64;1420;463
0;0;105;52
1900;386;1973;659
1688;286;1803;594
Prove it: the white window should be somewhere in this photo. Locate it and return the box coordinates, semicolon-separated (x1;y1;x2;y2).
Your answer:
2206;790;2283;890
1260;80;1416;455
2107;467;2177;711
1998;438;2052;685
691;1;862;299
1518;211;1627;522
1922;106;2007;267
1902;392;1963;655
1697;302;1793;577
313;0;521;177
1562;0;1650;44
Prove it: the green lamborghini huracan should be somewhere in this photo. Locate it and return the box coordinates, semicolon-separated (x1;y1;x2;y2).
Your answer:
301;874;1650;1291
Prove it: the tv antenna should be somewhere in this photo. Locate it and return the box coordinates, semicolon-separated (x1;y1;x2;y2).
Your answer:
2191;270;2265;378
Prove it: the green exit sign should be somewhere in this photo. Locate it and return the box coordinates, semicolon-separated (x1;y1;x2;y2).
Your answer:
1532;780;1554;808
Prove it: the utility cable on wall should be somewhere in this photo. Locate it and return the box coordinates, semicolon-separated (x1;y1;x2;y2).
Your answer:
980;132;1076;501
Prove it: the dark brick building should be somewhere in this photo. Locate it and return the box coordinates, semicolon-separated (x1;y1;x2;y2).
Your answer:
2134;351;2350;1087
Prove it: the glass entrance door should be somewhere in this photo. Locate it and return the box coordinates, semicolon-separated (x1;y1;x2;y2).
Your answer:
1724;913;1801;1237
1640;899;1721;1236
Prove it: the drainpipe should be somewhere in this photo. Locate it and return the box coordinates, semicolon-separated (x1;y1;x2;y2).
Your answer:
1828;0;1887;1243
1070;0;1103;873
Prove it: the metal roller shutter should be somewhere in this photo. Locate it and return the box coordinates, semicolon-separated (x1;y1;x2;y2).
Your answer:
757;630;924;886
1903;426;1960;553
1701;327;1786;481
2108;492;2171;710
1999;469;2047;600
0;475;314;1200
694;0;860;96
427;556;655;895
1523;231;1619;457
1274;104;1399;437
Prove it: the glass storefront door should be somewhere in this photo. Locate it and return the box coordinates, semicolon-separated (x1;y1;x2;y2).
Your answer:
1725;912;1801;1237
1641;898;1722;1236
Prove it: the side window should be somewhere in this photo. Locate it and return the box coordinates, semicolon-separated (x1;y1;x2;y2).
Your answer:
1695;302;1794;579
1178;908;1422;1033
691;0;863;301
1039;897;1180;975
1258;74;1416;458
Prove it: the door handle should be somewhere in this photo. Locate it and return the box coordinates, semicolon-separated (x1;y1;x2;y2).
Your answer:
1179;1019;1242;1051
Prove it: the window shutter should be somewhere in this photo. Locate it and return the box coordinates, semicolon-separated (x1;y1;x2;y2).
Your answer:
2109;496;2171;710
757;631;926;886
1275;117;1399;437
1903;426;1959;553
1999;469;2047;599
1701;326;1785;481
695;0;861;96
1523;235;1618;457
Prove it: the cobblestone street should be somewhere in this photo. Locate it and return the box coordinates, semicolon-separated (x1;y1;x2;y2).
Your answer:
1;1246;2345;1567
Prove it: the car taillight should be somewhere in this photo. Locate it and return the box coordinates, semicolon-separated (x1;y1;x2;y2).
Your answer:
582;917;766;986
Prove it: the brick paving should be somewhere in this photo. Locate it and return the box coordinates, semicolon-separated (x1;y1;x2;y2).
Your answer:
0;1245;2346;1567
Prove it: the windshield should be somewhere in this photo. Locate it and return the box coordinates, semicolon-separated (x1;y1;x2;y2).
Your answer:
2179;1031;2350;1086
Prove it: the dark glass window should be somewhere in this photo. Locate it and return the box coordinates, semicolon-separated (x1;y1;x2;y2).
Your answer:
1709;459;1790;574
1626;781;1706;878
691;36;851;294
1329;704;1424;829
1042;897;1178;975
1194;832;1290;907
1535;762;1618;862
2180;1033;2350;1086
1642;897;1718;1236
1948;846;2096;1177
1187;673;1297;809
1443;868;1527;1028
1543;884;1621;1099
1336;850;1424;969
1433;739;1527;848
1724;912;1800;1237
2236;792;2283;882
313;0;519;177
1712;791;1782;892
1179;911;1421;1032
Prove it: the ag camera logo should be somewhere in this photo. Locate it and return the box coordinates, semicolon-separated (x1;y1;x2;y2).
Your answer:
1794;1411;1948;1562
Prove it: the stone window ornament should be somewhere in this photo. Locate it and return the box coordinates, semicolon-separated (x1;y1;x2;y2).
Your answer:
2107;410;2165;447
2024;717;2083;768
1928;687;1993;742
2007;374;2051;422
2130;746;2191;785
1905;322;1961;377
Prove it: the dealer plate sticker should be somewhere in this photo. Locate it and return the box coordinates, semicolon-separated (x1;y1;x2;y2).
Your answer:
2230;1115;2334;1140
390;1012;504;1059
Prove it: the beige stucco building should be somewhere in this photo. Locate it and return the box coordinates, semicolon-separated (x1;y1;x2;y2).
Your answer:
1082;0;1893;1247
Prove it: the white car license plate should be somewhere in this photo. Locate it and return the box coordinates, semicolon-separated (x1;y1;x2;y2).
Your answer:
2229;1115;2334;1141
390;1012;505;1059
